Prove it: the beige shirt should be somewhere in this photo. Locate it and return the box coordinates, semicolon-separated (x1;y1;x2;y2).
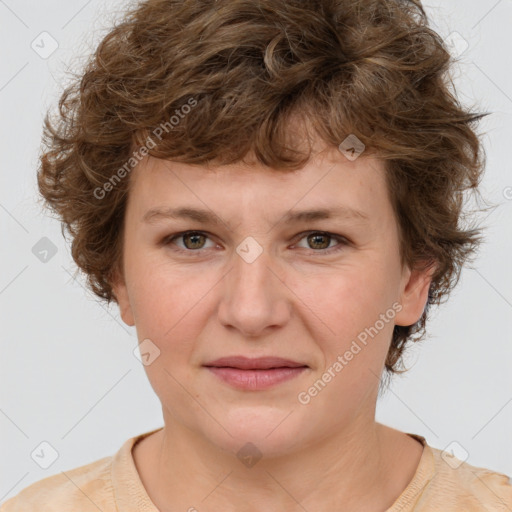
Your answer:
1;427;511;511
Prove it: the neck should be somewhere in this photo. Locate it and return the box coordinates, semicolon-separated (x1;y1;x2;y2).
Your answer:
134;412;418;512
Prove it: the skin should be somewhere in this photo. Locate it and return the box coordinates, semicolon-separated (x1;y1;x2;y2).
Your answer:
112;143;433;512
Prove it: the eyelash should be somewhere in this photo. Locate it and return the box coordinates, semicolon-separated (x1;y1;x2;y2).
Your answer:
162;230;349;255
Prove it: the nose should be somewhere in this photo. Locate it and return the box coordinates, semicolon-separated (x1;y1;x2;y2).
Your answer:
217;243;291;338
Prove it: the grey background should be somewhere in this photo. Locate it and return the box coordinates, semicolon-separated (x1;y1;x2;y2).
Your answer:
1;0;511;504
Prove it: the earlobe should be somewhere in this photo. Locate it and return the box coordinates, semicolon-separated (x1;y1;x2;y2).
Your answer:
394;262;436;327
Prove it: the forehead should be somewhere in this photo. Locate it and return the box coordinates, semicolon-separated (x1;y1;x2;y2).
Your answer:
127;150;390;228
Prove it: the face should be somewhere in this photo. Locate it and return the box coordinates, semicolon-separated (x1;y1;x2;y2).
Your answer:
113;146;432;457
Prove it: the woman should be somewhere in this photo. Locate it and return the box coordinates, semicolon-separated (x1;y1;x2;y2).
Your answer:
3;0;511;510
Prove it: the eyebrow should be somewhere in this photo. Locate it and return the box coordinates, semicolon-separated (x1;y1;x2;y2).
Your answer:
142;205;370;228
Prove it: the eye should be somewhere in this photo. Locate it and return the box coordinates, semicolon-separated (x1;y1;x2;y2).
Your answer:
162;230;349;255
293;231;348;253
163;231;216;252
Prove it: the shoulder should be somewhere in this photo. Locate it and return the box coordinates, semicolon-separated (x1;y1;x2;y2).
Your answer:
0;455;114;512
424;445;512;511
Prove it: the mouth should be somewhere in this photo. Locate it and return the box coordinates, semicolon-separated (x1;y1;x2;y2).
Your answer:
203;355;308;370
203;356;309;390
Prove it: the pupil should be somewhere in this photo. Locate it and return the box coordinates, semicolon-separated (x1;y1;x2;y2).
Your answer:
186;233;204;249
310;233;329;249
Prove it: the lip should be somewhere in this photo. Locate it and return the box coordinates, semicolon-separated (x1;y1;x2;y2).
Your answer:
203;356;309;391
203;356;307;370
205;367;308;390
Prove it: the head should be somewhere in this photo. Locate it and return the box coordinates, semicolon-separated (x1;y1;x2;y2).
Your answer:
38;0;488;454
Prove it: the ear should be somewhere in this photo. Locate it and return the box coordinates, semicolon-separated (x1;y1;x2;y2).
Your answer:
394;261;436;327
110;268;135;327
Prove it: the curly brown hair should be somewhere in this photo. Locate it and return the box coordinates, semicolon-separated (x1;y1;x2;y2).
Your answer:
37;0;490;376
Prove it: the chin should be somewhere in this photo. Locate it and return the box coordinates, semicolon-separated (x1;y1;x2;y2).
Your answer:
200;405;309;460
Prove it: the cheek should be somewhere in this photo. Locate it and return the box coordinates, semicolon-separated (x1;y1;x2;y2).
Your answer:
127;259;224;354
128;268;210;401
295;263;395;330
293;270;398;409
